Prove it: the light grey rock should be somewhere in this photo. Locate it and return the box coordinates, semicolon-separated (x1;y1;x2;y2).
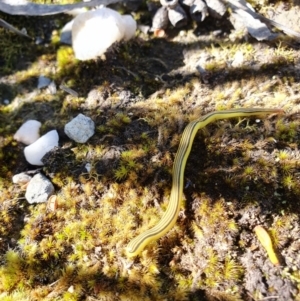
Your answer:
168;4;188;28
85;163;92;172
228;0;278;41
231;50;244;68
37;76;51;89
152;6;168;30
64;113;95;143
60;19;73;45
12;172;32;184
231;10;276;41
48;81;57;95
25;173;55;204
206;0;226;19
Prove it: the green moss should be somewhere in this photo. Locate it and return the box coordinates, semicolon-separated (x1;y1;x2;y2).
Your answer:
56;46;76;71
1;1;300;299
0;290;32;301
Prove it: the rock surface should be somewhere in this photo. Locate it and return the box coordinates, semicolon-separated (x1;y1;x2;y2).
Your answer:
25;173;55;204
12;172;32;185
64;113;95;143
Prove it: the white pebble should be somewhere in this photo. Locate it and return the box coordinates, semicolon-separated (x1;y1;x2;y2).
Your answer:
12;172;32;185
24;130;59;166
72;7;136;60
64;114;95;143
231;50;244;68
122;15;137;41
25;173;55;204
14;120;41;145
85;162;92;172
47;81;57;95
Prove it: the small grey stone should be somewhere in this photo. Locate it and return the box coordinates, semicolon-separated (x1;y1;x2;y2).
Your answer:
48;81;57;95
60;19;73;45
64;113;95;143
35;36;43;45
25;173;55;204
12;172;32;185
206;0;226;19
229;0;278;41
85;89;105;109
152;6;169;30
37;76;51;89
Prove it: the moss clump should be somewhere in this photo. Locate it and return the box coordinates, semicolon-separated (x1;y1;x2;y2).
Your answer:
174;196;243;298
56;46;77;72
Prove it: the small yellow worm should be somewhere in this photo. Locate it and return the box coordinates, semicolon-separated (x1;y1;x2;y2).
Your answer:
126;108;283;257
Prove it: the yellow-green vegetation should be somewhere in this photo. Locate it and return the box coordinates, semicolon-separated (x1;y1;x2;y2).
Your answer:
1;0;300;300
183;195;243;293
